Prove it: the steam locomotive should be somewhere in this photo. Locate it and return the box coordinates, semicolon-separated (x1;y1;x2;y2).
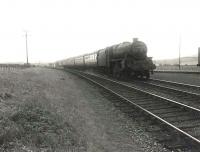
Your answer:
55;38;156;79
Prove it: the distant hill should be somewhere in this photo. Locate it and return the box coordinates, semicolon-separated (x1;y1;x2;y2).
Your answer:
154;57;198;65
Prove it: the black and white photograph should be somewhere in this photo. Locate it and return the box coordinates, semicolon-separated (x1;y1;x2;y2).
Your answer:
0;0;200;151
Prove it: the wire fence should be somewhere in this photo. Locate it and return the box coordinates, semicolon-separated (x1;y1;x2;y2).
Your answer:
155;65;200;73
0;64;30;70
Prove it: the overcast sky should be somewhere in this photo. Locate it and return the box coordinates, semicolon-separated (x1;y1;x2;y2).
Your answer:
0;0;200;63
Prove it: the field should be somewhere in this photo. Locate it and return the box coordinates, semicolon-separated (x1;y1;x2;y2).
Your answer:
0;68;86;151
154;56;198;65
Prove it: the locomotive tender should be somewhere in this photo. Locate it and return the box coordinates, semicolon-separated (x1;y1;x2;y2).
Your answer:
56;38;155;78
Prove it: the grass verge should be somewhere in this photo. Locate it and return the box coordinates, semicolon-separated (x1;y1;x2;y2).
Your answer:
0;100;86;151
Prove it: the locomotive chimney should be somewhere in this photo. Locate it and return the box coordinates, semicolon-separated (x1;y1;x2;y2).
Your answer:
133;38;138;42
198;47;200;66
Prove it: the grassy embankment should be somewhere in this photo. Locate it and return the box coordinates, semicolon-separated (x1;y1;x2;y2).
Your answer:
0;96;85;151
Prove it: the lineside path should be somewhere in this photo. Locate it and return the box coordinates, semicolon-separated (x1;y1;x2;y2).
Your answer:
152;72;200;86
0;67;169;151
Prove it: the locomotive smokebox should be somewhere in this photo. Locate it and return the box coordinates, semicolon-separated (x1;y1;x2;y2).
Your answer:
133;38;138;42
198;47;200;66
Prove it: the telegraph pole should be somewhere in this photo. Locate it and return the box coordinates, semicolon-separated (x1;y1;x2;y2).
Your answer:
178;34;181;70
25;31;29;65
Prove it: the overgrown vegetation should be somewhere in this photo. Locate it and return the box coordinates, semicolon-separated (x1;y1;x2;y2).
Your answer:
0;100;85;151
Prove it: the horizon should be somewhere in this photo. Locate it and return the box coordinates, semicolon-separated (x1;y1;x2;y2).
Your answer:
1;54;198;64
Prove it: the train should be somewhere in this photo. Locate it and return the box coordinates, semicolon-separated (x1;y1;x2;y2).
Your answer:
54;38;156;79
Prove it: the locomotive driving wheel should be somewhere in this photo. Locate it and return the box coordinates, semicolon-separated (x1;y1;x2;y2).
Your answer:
144;70;150;79
113;63;121;78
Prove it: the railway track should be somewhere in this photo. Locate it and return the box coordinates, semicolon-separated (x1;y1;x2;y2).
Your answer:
149;78;200;94
67;69;200;151
123;79;200;110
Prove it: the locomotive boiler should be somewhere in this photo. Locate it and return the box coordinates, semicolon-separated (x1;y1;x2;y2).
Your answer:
55;38;155;79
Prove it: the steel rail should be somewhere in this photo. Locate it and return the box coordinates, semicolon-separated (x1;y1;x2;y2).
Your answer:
139;81;200;96
150;78;200;88
86;72;200;113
